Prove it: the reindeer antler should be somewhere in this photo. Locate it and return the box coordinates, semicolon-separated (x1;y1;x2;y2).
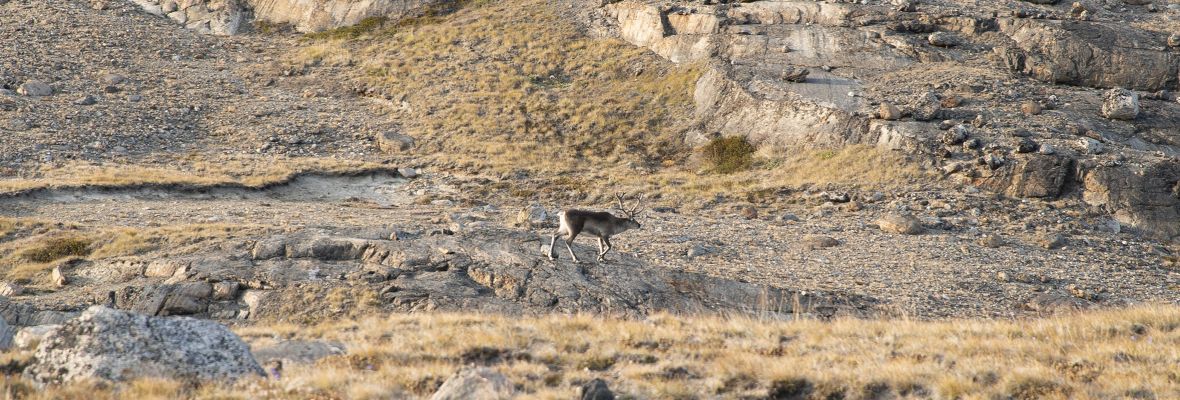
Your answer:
629;194;645;218
614;192;630;217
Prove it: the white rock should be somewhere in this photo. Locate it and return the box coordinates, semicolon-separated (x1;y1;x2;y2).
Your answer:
24;306;264;384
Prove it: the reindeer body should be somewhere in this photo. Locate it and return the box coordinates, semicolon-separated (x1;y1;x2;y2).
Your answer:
547;195;643;263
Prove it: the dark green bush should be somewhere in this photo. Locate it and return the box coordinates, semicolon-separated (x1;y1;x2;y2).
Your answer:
19;237;91;263
699;135;756;174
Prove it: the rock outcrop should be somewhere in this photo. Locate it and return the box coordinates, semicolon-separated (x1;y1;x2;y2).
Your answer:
596;0;1180;239
24;306;265;384
127;0;445;34
130;0;249;35
249;0;439;33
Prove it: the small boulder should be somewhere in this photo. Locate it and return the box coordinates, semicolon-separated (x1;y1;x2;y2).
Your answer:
50;266;67;287
1020;101;1042;116
801;235;840;250
978;234;1004;248
74;95;97;106
398;167;419;179
878;103;902;120
780;66;809;83
909;91;941;121
1080;138;1104;154
1038;232;1067;249
1012;137;1038;154
100;73;126;86
877;214;924;235
212;281;240;301
515;205;550;228
24;306;265;384
927;32;961;47
687;244;715;259
581;378;616;400
737;205;758;220
1101;88;1139;120
17;80;52;96
430;367;515;400
377;131;415;153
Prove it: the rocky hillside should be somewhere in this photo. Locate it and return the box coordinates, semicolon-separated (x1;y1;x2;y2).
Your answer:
1;0;1180;397
598;0;1180;240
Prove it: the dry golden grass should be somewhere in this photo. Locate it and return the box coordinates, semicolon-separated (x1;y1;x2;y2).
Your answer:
0;220;265;284
5;306;1179;399
0;156;389;194
298;0;700;175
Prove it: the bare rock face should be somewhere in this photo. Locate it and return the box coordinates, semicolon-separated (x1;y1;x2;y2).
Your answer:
128;0;445;34
1101;88;1140;120
976;154;1072;198
997;19;1178;91
24;306;264;384
430;367;516;400
248;0;441;33
1082;160;1180;239
0;316;13;351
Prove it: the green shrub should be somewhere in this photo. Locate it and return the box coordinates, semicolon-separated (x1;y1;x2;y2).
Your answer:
19;237;91;263
699;136;756;174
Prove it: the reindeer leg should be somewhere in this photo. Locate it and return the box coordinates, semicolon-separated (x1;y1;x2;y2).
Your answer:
565;231;581;264
600;237;612;262
547;227;566;260
596;238;606;262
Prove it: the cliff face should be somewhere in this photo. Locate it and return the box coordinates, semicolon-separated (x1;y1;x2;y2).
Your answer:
248;0;438;32
600;0;1180;240
127;0;442;34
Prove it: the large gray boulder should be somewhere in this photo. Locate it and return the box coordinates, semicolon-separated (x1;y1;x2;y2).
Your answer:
24;306;264;384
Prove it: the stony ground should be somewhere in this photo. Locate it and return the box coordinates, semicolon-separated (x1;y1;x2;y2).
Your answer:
0;0;1178;328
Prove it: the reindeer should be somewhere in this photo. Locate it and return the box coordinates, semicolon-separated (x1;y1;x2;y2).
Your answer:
547;193;644;263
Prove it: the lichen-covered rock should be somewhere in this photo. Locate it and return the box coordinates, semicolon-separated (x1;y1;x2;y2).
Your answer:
1101;88;1139;120
24;306;264;384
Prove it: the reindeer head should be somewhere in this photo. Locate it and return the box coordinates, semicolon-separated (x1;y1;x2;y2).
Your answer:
614;193;644;230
